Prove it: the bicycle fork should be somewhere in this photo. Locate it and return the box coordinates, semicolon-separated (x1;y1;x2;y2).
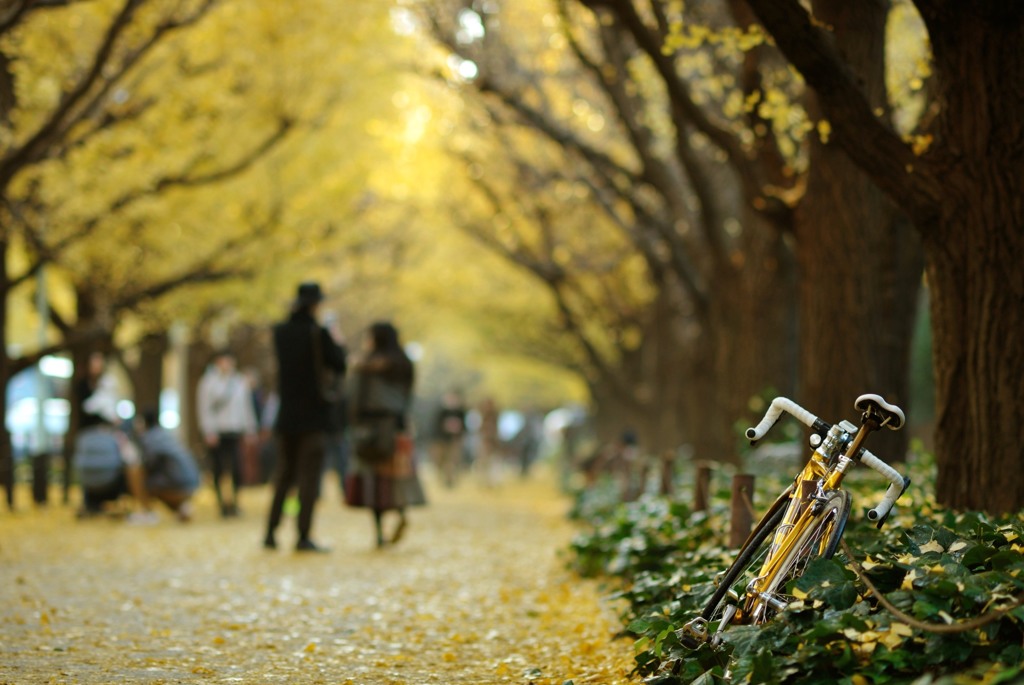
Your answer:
678;587;741;649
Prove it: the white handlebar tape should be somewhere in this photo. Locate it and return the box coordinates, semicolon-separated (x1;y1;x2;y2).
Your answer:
745;397;818;442
861;449;907;521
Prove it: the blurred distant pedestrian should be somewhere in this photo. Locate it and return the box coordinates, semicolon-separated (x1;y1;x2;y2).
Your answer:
431;389;466;488
240;366;268;485
345;322;425;548
197;349;257;517
66;350;111;503
263;282;346;553
475;397;501;487
75;351;109;430
137;408;200;522
74;378;156;524
515;408;544;478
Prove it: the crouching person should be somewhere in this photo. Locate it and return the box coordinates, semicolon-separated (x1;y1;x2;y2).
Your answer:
138;409;200;522
74;389;157;524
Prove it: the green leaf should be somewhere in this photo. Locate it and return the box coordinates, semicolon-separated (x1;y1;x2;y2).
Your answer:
989;550;1024;572
960;542;997;569
749;649;776;684
627;618;650;634
911;598;942;618
864;563;907;593
991;665;1024;685
820;581;859;610
793;557;853;592
724;624;762;657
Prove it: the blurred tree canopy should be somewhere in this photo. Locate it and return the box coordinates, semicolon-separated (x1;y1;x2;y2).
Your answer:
397;0;930;465
401;0;1021;512
0;0;582;442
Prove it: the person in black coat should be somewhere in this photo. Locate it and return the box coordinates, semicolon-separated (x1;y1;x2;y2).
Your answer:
263;282;346;552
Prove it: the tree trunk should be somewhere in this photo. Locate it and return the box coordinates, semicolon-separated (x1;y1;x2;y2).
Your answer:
740;0;1024;512
62;292;112;503
796;0;923;459
186;339;215;453
130;332;168;418
0;237;13;509
588;297;690;458
927;225;1024;513
920;6;1024;513
710;211;799;463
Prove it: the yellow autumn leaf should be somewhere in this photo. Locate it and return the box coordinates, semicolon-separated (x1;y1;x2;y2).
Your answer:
919;540;945;554
817;119;832;144
856;640;878;656
879;630;905;650
791;586;809;600
891;622;914;637
948;541;968;553
908;133;934;155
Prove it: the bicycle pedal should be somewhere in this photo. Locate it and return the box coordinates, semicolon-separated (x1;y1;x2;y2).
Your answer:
676;617;708;649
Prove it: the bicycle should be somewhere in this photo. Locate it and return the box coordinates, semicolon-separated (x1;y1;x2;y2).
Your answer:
678;393;910;649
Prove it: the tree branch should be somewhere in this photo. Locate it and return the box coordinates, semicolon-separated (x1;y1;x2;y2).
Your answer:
7;115;290;295
742;0;944;222
0;0;147;189
0;0;221;191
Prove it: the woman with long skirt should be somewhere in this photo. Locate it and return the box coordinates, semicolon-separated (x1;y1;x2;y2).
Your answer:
344;322;426;547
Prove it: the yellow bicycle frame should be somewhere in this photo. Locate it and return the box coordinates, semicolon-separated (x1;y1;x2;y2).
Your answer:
743;422;873;619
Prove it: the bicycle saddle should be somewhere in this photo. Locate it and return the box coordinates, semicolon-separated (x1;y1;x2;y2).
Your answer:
854;394;905;431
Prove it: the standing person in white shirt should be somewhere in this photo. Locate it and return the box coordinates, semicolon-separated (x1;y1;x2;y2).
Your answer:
196;349;257;517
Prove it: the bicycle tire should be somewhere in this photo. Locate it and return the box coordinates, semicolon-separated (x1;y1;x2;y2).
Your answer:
746;488;851;624
698;486;792;624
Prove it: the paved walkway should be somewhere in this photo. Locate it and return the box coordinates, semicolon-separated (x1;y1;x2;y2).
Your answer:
0;466;633;684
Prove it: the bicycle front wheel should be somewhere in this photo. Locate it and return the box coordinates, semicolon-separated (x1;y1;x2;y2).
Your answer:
698;486;792;624
746;488;851;624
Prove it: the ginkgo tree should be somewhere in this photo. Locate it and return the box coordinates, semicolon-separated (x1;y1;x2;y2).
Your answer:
557;0;926;461
406;0;937;470
0;0;409;496
743;0;1024;513
406;0;806;457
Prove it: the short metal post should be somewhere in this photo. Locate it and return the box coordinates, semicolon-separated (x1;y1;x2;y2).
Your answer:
694;463;712;512
32;452;49;504
729;474;756;547
659;450;675;495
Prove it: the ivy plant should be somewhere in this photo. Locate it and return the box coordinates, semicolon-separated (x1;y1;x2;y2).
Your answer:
567;458;1024;684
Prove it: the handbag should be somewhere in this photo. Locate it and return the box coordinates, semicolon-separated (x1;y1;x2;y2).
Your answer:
352;415;397;463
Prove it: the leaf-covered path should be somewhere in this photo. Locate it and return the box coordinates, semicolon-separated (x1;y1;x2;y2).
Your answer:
0;468;633;684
